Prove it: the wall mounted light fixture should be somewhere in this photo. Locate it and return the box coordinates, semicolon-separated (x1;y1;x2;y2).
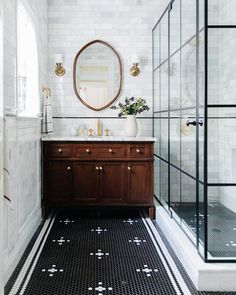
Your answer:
55;54;65;76
130;54;140;76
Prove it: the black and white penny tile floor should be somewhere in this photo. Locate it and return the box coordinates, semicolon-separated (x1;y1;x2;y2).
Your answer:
5;209;236;295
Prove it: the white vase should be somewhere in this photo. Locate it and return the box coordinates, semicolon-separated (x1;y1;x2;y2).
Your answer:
125;115;138;137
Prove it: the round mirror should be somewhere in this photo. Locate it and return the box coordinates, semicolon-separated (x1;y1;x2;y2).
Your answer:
73;40;122;111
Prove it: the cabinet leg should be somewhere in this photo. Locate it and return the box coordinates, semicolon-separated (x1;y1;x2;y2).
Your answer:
148;207;155;220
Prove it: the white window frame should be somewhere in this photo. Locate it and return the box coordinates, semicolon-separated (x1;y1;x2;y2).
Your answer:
17;0;40;118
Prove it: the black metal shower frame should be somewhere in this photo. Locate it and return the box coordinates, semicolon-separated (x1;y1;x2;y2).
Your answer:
152;0;236;262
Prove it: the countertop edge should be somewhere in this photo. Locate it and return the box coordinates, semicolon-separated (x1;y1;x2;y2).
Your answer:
41;136;157;142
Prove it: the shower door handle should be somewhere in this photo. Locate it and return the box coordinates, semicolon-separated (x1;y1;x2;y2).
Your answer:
199;120;203;126
186;120;196;126
186;120;203;127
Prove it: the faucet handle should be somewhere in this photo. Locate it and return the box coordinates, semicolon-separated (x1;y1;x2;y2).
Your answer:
105;128;110;136
88;128;94;136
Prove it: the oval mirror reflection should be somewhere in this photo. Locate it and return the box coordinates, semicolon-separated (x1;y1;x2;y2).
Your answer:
73;40;122;111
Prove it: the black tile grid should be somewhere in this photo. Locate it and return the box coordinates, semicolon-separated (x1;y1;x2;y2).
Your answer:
5;207;236;295
6;208;187;295
171;202;236;258
153;221;236;295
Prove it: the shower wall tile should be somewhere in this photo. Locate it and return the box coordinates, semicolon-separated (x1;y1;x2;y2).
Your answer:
208;2;236;211
48;0;170;134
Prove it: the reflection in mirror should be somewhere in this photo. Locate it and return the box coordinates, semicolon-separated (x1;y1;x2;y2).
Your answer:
73;40;122;111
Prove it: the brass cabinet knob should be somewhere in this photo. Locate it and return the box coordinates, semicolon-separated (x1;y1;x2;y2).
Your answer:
108;149;112;153
95;166;99;170
99;166;103;170
86;149;90;153
136;149;140;153
67;166;71;170
127;166;131;171
58;149;62;153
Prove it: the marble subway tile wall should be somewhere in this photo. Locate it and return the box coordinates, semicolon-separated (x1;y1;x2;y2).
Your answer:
217;0;236;211
3;0;48;282
206;1;220;201
48;0;169;135
53;118;152;137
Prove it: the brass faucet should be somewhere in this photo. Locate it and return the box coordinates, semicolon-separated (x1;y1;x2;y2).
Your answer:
88;128;94;136
105;129;110;136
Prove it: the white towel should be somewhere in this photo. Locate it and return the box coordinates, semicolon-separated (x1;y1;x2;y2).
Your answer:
42;90;53;134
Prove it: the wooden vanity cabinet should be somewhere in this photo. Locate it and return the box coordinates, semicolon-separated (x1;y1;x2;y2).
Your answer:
42;141;154;217
43;161;73;204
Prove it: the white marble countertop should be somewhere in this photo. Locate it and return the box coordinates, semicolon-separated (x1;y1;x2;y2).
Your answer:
41;135;157;142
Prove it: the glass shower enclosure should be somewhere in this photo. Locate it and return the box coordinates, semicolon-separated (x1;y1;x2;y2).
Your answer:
153;0;236;262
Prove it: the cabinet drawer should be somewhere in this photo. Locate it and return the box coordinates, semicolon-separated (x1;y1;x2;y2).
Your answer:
128;144;151;158
45;144;71;158
75;144;125;158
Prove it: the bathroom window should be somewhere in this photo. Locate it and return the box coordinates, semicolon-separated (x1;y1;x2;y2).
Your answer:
17;1;39;117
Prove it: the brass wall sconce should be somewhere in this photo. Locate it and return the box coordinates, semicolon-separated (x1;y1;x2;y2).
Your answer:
55;54;65;76
130;54;140;76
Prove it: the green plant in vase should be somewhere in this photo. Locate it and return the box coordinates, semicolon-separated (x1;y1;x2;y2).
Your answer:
110;97;150;136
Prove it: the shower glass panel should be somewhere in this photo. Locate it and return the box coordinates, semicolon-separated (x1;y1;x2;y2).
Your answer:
182;0;196;45
154;156;161;201
153;0;236;261
170;166;181;220
170;117;180;167
160;13;169;64
160;64;169;111
153;69;160;112
153;25;160;69
181;173;197;243
160;161;169;208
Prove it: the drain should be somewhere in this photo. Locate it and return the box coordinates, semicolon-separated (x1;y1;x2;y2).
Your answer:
212;228;222;233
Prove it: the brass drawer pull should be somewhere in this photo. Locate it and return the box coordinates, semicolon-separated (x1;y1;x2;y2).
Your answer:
108;149;112;153
86;149;90;153
58;148;62;153
127;166;131;171
67;166;71;171
99;166;103;170
95;166;99;170
136;149;140;153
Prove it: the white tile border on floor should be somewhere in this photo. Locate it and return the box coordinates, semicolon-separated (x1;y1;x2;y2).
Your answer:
9;214;56;295
140;210;192;295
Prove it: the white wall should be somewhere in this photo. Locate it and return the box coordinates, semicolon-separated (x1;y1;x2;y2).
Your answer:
0;0;4;292
3;0;48;283
48;0;168;136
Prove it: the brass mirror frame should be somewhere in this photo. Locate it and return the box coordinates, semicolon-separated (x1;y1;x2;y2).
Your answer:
73;39;123;111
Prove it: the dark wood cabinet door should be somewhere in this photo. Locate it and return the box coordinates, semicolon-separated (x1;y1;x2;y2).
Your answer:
127;162;151;203
45;161;73;203
100;162;125;203
73;162;99;202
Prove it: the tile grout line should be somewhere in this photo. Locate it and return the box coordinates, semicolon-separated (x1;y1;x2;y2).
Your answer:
8;214;55;295
140;210;192;295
